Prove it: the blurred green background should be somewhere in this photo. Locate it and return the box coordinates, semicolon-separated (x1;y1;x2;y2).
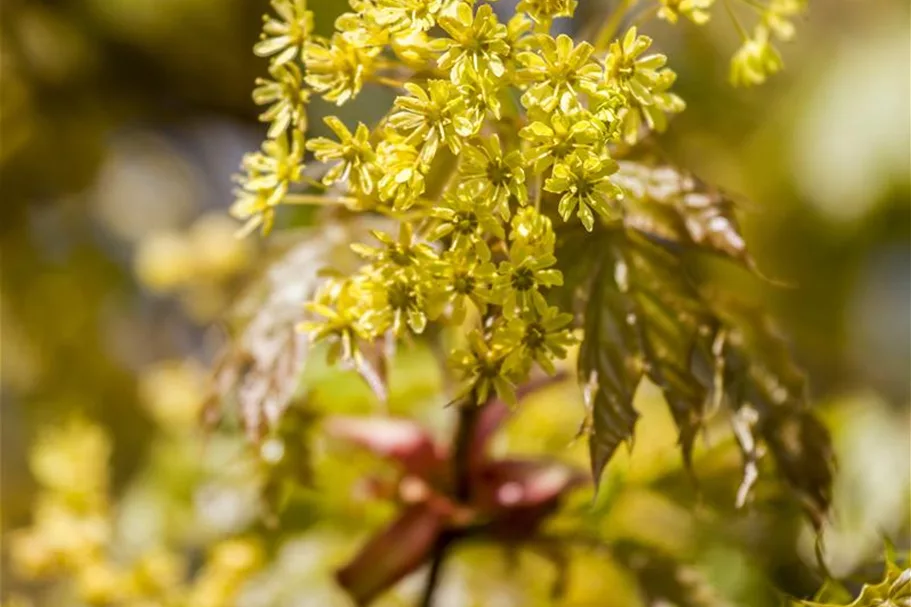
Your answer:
1;0;908;604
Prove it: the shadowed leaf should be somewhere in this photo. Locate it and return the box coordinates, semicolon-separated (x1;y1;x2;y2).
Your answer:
553;159;833;522
717;303;835;528
614;541;736;607
576;238;643;489
795;562;911;606
206;222;375;440
614;161;752;267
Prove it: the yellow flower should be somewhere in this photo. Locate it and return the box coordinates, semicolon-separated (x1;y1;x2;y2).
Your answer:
459;135;527;218
619;69;685;143
519;107;606;172
517;34;601;112
544;151;622;231
254;0;313;65
657;0;714;25
350;223;437;279
306;116;376;194
303;278;371;362
387;80;478;166
763;0;806;41
376;138;427;209
495;297;576;376
390;28;440;68
253;61;310;138
336;5;391;47
373;0;458;34
491;244;563;317
516;0;578;24
433;250;495;324
730;26;783;87
509;206;555;252
231;130;305;234
363;273;432;336
428;188;505;258
304;34;377;105
451;330;516;404
604;27;668;106
457;70;504;122
434;2;510;82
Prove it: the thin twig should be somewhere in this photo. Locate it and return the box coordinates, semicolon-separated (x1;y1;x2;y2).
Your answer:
283;193;355;206
418;402;481;607
420;534;452;607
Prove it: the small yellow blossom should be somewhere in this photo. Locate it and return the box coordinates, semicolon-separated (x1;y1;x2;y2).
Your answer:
253;61;310;138
387;80;478;166
604;27;669;107
376;138;427;209
495;297;576;376
451;330;516;404
730;26;783;87
517;34;600;112
516;0;578;25
491;244;563;316
306;116;376;194
459;135;527;217
304;34;377;105
520;107;607;172
434;2;510;81
545;151;623;231
231;130;305;234
434;250;495;324
254;0;314;65
658;0;714;25
428;187;506;259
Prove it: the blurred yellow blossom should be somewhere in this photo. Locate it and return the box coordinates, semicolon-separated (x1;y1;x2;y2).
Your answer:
138;359;208;430
134;230;195;292
730;26;783;87
29;418;110;503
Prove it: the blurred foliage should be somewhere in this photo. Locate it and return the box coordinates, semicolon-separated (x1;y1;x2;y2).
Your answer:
1;0;908;606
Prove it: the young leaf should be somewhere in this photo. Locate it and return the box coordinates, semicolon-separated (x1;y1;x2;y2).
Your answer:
795;562;911;606
555;158;834;523
614;160;753;267
576;238;643;489
717;303;835;528
206;222;372;439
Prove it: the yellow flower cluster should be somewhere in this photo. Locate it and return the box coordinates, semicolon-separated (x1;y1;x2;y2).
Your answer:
8;419;264;607
234;0;804;404
727;0;808;86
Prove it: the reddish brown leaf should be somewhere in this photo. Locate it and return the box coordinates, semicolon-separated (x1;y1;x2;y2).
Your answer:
324;415;447;482
336;503;450;606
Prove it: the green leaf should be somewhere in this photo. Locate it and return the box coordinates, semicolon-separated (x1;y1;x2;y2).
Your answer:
716;301;834;528
614;160;753;267
554;159;834;523
796;563;911;606
571;228;713;488
622;232;712;468
613;541;735;607
207;221;374;439
577;237;643;489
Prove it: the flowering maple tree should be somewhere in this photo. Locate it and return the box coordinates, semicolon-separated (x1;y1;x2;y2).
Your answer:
222;0;839;604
